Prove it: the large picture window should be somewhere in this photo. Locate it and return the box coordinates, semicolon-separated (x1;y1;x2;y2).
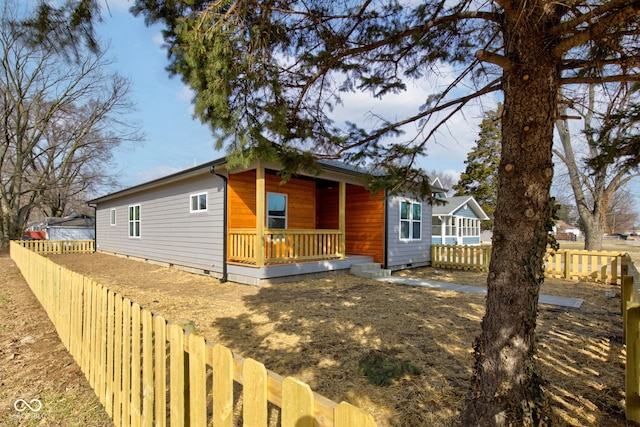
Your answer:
128;204;141;238
190;192;207;212
267;193;287;229
400;201;422;240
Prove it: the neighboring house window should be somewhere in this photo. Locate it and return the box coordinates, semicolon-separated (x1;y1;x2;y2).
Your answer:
110;208;116;226
128;204;141;238
267;193;287;229
190;192;208;212
400;201;422;240
432;217;441;236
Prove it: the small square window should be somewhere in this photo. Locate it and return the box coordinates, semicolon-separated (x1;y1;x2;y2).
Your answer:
190;193;207;212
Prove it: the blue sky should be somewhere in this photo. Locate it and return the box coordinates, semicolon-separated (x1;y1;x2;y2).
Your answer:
97;1;485;190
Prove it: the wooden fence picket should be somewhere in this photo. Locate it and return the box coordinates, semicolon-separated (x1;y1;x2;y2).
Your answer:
189;333;207;426
334;402;377;427
130;303;142;426
113;295;124;426
243;358;268;427
169;323;187;427
282;377;314;427
122;298;132;427
212;344;234;426
154;315;167;427
142;309;154;427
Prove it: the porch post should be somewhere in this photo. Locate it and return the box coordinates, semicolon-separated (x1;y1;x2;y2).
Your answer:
339;182;346;259
256;166;265;267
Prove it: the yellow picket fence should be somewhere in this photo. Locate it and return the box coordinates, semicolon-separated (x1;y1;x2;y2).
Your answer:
9;241;376;427
545;249;625;284
431;244;625;284
431;244;491;271
621;255;640;422
14;239;95;254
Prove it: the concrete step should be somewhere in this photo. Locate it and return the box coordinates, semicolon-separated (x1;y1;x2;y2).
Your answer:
349;263;382;274
350;263;392;279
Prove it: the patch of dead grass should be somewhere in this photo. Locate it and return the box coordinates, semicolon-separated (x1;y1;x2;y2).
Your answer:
45;249;630;426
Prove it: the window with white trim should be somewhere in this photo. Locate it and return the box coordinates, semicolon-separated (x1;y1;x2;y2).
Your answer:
267;193;287;229
190;192;208;212
400;201;422;240
110;208;116;226
128;204;141;238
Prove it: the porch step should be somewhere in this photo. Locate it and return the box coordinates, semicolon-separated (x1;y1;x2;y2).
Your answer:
350;263;391;279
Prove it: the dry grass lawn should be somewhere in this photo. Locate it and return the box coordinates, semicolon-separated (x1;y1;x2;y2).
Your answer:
41;239;637;426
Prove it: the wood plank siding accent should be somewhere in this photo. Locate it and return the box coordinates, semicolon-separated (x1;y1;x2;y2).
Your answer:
228;169;317;229
345;186;385;263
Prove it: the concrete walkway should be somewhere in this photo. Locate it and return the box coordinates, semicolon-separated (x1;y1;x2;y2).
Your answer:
379;276;584;309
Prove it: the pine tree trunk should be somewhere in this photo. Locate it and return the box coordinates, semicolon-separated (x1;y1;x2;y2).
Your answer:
462;5;561;424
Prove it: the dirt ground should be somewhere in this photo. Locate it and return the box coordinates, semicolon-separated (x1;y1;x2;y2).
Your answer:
0;254;113;426
4;248;621;427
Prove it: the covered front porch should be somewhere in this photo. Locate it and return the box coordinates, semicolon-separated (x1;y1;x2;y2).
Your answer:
226;163;383;267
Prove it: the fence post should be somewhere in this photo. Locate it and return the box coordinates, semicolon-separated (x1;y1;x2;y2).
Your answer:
623;276;635;338
627;303;640;423
563;251;571;280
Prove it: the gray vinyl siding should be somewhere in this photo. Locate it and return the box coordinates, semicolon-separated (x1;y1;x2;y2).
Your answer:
385;195;432;269
94;172;225;275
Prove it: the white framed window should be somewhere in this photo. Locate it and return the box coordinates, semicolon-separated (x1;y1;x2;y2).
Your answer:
110;208;116;226
400;200;422;241
190;192;208;212
267;192;287;229
128;204;141;238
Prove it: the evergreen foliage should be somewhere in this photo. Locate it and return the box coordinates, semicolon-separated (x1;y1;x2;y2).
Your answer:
453;105;502;230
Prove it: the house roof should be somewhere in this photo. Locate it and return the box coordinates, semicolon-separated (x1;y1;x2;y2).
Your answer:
432;196;490;220
44;214;95;228
88;156;371;205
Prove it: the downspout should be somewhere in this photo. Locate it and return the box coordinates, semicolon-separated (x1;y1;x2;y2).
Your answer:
87;203;97;253
383;188;389;269
210;166;228;283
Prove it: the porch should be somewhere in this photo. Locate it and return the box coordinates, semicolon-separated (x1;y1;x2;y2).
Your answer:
228;228;344;266
226;164;385;268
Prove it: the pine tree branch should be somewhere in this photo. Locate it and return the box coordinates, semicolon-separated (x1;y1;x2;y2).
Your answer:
562;56;640;70
552;4;640;57
548;0;634;37
562;74;640;84
475;49;514;71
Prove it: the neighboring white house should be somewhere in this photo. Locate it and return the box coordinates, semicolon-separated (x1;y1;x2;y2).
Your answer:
431;178;489;246
26;214;96;240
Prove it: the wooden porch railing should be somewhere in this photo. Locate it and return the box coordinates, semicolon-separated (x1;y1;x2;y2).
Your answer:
229;229;344;266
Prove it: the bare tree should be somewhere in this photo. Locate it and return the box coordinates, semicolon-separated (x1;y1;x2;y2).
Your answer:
0;1;141;244
554;84;640;250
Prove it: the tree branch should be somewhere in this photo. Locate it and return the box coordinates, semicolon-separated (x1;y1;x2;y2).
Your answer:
337;78;502;153
475;49;514;71
552;4;640;57
562;74;640;84
548;0;634;37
